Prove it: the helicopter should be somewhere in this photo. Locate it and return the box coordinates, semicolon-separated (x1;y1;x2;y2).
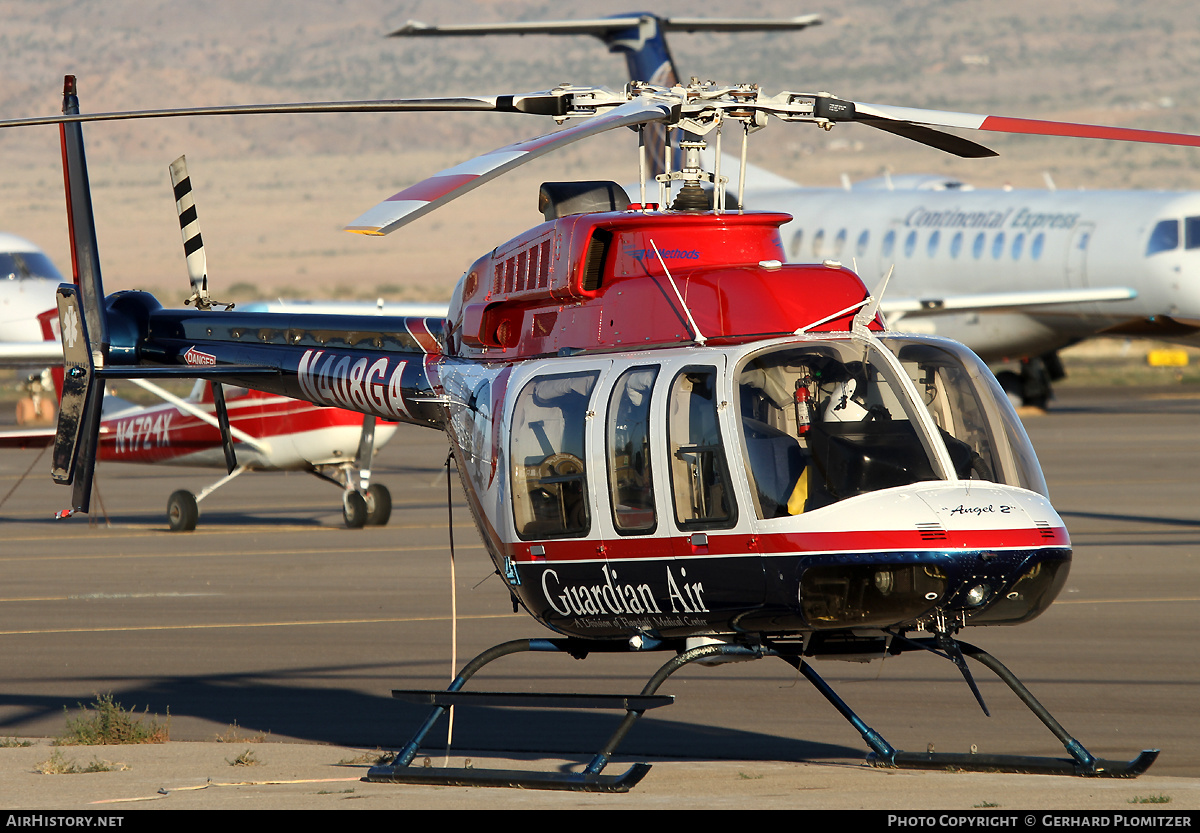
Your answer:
16;75;1200;792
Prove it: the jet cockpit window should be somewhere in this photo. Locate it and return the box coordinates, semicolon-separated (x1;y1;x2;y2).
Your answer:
1146;219;1179;256
1185;216;1200;249
0;252;64;281
510;370;599;539
736;343;943;519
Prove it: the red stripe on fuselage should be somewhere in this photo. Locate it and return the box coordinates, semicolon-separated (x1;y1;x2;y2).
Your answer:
504;526;1069;564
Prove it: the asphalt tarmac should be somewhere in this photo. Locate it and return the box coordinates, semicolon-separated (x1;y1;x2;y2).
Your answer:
0;386;1198;810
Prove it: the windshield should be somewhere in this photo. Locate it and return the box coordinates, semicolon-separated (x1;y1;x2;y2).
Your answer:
736;341;947;519
736;336;1048;519
886;336;1048;496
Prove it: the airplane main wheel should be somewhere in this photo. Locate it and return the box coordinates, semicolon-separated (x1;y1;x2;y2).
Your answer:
365;484;392;527
343;491;367;529
167;490;199;532
995;371;1024;409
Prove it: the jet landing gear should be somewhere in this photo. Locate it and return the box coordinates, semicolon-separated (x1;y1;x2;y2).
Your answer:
996;351;1066;410
365;635;1157;792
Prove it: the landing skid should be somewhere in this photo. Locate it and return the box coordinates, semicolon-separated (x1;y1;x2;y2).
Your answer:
365;635;1157;792
784;637;1158;778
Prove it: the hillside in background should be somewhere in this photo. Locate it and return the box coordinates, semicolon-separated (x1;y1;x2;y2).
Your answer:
1;0;1198;296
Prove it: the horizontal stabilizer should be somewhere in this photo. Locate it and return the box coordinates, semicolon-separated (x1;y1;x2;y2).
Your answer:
0;342;65;364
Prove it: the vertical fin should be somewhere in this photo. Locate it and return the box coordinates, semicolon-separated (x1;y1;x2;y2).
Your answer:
53;76;110;517
59;75;108;365
51;285;101;516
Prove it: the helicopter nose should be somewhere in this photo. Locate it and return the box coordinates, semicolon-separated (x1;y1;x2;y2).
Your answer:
913;484;1071;624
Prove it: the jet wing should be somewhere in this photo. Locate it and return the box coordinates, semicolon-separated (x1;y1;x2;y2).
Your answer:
881;286;1136;317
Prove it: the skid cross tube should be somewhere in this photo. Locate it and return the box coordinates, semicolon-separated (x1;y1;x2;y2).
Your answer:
366;637;762;792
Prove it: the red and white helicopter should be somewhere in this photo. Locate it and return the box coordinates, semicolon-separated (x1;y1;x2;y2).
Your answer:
14;75;1200;791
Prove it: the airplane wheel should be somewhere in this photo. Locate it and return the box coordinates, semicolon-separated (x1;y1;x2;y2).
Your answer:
365;484;392;526
167;490;198;532
995;371;1023;409
343;491;367;529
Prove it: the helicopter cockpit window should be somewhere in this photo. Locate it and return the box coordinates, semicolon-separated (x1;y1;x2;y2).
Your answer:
1146;219;1179;256
668;367;735;528
510;370;599;539
888;337;1048;496
606;366;659;534
736;343;942;518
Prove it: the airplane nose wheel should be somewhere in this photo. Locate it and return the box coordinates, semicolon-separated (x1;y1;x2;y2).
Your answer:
167;490;199;532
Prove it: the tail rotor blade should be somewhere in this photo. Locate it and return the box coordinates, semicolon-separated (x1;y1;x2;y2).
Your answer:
169;155;210;307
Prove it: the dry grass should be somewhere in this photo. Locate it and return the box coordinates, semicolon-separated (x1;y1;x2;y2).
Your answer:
57;693;169;746
34;750;129;775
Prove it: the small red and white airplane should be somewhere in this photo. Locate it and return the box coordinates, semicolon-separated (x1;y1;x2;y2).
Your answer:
1;370;398;531
1;307;400;532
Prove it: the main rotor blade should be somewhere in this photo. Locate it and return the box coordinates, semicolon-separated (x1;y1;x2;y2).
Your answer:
345;97;677;236
855;119;998;158
0;92;568;130
851;101;1200;150
392;15;821;37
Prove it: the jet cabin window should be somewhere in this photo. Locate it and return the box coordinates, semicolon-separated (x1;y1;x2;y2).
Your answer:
737;344;943;519
510;371;599;539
